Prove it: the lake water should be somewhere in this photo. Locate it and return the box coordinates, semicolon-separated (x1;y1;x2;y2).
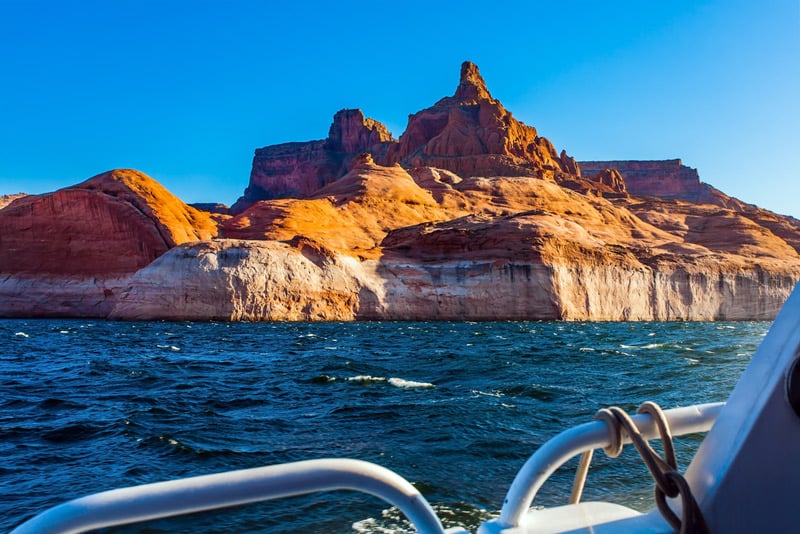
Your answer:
1;319;767;532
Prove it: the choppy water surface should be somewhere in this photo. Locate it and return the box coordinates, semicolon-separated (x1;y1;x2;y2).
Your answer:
1;320;766;532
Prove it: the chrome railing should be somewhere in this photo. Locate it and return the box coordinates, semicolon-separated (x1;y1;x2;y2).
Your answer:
11;458;467;534
480;402;724;532
11;403;723;534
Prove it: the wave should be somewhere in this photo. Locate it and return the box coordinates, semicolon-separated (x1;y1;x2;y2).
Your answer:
347;375;387;384
388;378;434;389
41;423;107;443
345;375;434;388
352;501;494;533
472;389;504;398
310;374;337;383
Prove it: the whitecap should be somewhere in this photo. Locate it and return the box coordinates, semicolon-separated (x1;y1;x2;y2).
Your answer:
472;389;503;398
14;332;28;338
579;347;595;352
347;375;387;383
388;377;434;389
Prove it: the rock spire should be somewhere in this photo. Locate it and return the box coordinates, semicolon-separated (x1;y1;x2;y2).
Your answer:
454;61;492;101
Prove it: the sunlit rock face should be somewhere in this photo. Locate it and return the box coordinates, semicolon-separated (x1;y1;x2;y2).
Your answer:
2;63;800;321
108;239;374;321
232;109;395;212
233;62;586;212
0;169;218;317
385;61;576;179
0;194;27;211
109;163;800;321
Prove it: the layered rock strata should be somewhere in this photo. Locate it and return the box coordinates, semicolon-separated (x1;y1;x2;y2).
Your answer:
578;160;747;209
232;109;394;212
233;62;582;211
0;169;217;317
107;165;799;321
2;63;800;321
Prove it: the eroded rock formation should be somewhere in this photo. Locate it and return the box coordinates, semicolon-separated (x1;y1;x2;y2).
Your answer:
385;61;575;179
0;169;218;317
232;109;395;212
233;62;582;212
0;169;216;276
2;62;799;321
579;160;747;209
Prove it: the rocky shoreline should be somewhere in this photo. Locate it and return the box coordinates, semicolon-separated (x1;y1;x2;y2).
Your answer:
2;63;798;321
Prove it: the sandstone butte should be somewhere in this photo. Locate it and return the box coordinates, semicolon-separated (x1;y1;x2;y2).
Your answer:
2;62;799;321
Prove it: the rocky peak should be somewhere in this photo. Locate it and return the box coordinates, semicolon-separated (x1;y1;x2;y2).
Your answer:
351;152;375;169
326;109;394;153
388;62;571;177
237;61;579;208
454;61;492;102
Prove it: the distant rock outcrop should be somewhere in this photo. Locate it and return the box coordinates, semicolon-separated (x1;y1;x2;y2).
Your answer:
579;159;747;210
190;202;230;215
232;109;395;212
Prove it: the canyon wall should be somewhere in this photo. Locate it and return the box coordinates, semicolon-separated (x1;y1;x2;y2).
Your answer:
3;62;800;322
101;239;796;322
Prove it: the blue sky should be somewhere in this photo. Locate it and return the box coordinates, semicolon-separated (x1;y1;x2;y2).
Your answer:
1;1;798;217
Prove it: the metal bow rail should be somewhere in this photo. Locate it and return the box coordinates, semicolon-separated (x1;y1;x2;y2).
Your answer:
11;404;723;534
11;458;466;534
483;402;724;531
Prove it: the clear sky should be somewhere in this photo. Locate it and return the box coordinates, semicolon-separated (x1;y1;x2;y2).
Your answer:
1;1;798;217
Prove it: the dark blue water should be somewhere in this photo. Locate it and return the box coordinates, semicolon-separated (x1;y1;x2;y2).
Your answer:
1;320;766;532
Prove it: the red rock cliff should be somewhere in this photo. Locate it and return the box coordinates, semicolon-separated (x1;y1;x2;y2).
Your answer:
579;159;746;209
0;169;217;276
232;109;394;212
233;62;582;211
